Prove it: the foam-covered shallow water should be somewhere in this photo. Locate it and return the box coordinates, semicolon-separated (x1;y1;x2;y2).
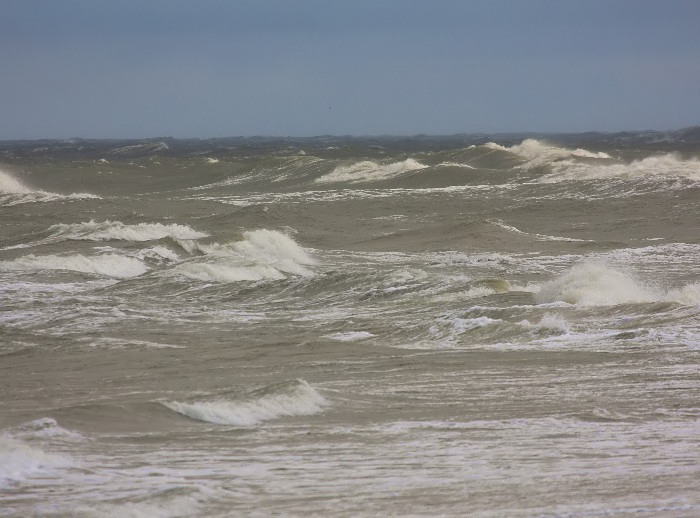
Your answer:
1;134;699;516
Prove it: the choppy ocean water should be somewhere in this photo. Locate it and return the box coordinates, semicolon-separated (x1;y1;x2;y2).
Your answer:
1;132;699;516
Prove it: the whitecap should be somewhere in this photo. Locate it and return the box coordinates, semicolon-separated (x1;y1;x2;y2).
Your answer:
666;283;700;305
326;331;376;342
535;262;700;307
535;262;656;306
484;139;611;168
0;434;73;489
0;169;32;193
161;380;327;426
0;253;148;279
484;139;700;184
12;418;84;441
451;316;501;333
0;168;100;206
46;220;208;243
315;158;427;183
172;229;315;282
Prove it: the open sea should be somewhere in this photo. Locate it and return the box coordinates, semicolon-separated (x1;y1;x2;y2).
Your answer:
1;131;699;517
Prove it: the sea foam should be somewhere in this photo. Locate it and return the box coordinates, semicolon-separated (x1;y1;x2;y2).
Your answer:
0;434;72;489
315;159;427;183
0;168;100;206
161;380;327;426
485;139;611;168
539;153;700;183
536;262;655;306
536;262;700;306
326;331;376;342
0;169;32;193
0;253;148;279
46;220;208;242
173;229;316;282
485;139;700;183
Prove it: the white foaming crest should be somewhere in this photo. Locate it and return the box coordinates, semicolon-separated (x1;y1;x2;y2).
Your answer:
162;379;327;426
485;139;611;168
535;313;571;333
521;313;571;334
536;262;655;306
173;229;316;282
46;220;208;243
0;434;73;489
0;253;148;279
666;283;700;305
485;139;700;184
450;316;501;334
538;153;700;183
436;161;476;169
536;262;700;306
13;417;84;440
0;168;99;206
315;158;427;183
0;169;32;193
326;331;376;342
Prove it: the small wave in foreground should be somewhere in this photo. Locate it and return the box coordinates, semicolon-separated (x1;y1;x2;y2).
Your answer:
161;380;328;426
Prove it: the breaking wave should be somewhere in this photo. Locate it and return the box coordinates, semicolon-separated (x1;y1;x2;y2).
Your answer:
536;262;700;306
538;153;700;183
0;434;72;489
172;229;316;282
46;220;208;242
12;417;84;441
0;253;148;279
161;379;327;426
315;158;427;184
0;168;99;206
484;139;700;184
485;139;611;168
0;169;32;193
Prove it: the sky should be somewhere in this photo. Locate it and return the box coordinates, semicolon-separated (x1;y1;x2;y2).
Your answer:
1;0;699;139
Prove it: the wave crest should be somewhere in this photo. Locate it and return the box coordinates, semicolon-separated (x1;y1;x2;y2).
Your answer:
46;220;208;242
173;229;315;282
315;158;427;184
0;253;148;279
0;434;72;489
536;262;700;306
540;153;700;183
485;139;611;167
161;379;327;426
0;169;99;206
485;140;700;184
0;169;32;193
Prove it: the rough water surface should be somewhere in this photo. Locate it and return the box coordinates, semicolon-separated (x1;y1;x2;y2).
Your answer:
1;133;699;516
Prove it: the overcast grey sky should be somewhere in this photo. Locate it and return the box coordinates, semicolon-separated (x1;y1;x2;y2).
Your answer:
1;0;699;139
